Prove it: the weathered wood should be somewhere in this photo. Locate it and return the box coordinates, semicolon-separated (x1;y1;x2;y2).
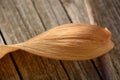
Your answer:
88;0;120;80
0;0;119;80
0;0;68;79
33;0;101;80
0;34;20;80
61;0;90;23
60;0;102;79
0;0;101;79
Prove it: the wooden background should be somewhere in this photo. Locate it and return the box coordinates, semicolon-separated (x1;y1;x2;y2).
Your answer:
0;0;120;80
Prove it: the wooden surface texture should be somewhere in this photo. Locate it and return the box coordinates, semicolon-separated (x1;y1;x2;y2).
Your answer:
0;0;120;80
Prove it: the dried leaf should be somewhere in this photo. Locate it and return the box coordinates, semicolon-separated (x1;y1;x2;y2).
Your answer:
0;24;114;60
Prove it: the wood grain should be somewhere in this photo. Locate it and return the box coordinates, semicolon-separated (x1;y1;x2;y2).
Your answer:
60;0;102;80
0;0;68;79
89;0;120;80
0;34;20;80
33;0;101;80
0;0;119;80
0;0;101;79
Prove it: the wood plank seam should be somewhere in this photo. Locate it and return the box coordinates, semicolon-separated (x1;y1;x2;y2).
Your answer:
59;0;102;79
31;0;76;79
0;30;23;80
45;0;72;79
54;1;72;79
59;61;71;80
31;0;47;31
12;0;69;79
56;0;89;79
46;0;91;79
59;0;72;22
49;0;101;79
0;0;114;80
31;0;69;79
10;0;53;79
0;3;20;79
86;0;120;79
84;0;103;80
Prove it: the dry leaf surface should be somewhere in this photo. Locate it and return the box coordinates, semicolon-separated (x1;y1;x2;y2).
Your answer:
0;24;114;60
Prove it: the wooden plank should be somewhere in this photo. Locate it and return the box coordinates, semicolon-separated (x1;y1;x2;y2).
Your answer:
0;0;68;79
33;0;101;80
0;0;102;80
0;34;20;80
88;0;120;80
60;0;102;80
32;0;70;28
61;0;120;80
60;0;90;23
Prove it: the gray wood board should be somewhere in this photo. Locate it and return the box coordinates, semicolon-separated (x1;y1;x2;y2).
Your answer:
89;0;120;80
0;0;119;80
0;0;100;80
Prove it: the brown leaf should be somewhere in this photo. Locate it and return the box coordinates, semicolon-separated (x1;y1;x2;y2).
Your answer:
0;24;114;60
